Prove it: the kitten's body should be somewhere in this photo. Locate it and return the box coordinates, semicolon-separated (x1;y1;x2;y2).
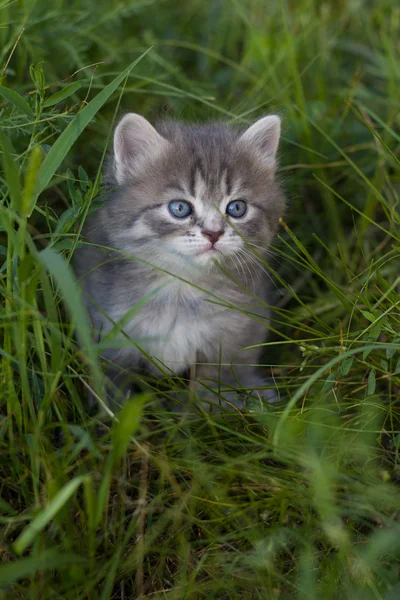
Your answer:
74;115;285;405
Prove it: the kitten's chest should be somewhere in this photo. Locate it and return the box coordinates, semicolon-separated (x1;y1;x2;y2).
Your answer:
111;276;250;372
137;281;217;335
124;280;221;369
130;282;227;362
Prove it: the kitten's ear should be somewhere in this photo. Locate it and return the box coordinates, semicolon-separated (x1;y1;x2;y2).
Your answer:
113;113;168;184
239;115;281;167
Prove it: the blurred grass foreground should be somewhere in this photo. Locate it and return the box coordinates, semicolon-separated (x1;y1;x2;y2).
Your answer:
0;0;399;598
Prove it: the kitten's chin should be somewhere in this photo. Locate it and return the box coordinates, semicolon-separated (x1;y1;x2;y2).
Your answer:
194;249;223;267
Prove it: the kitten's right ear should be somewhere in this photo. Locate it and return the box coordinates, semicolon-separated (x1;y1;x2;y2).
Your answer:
113;113;168;185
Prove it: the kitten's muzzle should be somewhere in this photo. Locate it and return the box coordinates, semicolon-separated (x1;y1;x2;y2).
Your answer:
201;230;224;246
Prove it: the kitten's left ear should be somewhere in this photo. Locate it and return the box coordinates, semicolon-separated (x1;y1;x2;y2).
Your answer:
239;115;281;167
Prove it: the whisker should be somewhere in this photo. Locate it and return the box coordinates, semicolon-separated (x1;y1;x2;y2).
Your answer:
236;247;280;293
229;251;251;290
246;241;277;259
235;248;257;292
234;248;260;292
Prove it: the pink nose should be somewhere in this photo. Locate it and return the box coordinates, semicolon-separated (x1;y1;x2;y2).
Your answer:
202;230;224;245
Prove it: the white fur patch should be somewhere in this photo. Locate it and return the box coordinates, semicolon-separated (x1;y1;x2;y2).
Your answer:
110;278;228;374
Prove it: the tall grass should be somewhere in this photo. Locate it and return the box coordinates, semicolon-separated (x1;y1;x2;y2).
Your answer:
0;0;399;598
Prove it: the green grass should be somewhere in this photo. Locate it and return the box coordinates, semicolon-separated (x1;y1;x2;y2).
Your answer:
1;0;400;597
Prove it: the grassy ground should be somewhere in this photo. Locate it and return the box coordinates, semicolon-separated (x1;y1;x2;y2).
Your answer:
1;0;399;598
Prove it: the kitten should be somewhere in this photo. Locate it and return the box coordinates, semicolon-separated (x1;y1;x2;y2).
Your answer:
73;113;285;408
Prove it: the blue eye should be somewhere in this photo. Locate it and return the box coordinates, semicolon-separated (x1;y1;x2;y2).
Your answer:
226;200;247;218
168;200;192;218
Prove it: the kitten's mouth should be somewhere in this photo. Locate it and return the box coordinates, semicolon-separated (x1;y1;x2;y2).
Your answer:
197;246;220;256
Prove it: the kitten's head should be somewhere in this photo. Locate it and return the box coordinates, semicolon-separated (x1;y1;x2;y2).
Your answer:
105;113;285;276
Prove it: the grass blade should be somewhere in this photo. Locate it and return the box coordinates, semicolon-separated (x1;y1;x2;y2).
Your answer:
111;394;150;465
43;81;84;108
39;248;92;353
0;130;21;211
38;247;104;394
0;85;34;119
36;49;151;196
0;551;85;586
272;342;400;448
13;476;89;555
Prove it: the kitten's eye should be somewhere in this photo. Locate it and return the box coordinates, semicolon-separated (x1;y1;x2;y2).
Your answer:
226;200;247;218
168;200;192;218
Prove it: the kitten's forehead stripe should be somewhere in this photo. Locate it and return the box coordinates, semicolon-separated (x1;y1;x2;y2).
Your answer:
189;163;197;198
166;183;186;195
224;168;232;197
194;168;207;201
195;159;206;186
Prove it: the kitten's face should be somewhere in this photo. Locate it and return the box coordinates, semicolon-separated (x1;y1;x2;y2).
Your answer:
107;115;285;275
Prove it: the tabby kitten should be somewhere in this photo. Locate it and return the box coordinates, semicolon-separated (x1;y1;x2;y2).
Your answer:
74;113;285;407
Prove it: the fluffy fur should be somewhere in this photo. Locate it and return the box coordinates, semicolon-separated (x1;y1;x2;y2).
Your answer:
73;113;285;406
